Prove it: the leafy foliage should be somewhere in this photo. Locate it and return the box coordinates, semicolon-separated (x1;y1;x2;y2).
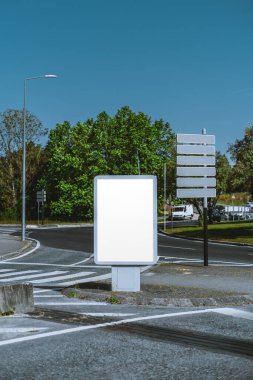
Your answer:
0;109;47;218
43;106;175;220
228;125;253;196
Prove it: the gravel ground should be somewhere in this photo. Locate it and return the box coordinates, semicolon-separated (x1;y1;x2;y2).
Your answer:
63;264;253;307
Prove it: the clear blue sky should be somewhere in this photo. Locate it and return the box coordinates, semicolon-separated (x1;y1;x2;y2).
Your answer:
1;0;253;156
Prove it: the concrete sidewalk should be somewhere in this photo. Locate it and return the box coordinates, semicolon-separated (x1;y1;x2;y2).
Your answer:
0;235;32;260
142;263;253;296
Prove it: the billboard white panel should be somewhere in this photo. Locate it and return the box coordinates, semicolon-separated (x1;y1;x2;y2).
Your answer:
94;176;157;265
177;145;215;155
177;155;215;166
177;188;216;198
177;134;215;145
177;177;216;187
177;167;216;177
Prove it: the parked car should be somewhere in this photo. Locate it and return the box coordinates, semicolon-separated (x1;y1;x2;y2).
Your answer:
209;208;222;222
172;204;194;220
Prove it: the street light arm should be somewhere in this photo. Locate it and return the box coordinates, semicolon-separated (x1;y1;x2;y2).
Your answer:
25;74;58;81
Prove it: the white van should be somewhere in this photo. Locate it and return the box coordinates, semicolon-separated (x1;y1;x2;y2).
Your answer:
172;204;194;220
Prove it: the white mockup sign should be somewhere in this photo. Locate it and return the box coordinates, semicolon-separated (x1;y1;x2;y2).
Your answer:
94;175;157;265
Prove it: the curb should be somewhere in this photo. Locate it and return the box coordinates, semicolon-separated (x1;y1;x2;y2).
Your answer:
0;239;33;261
0;283;34;314
62;288;253;308
159;231;253;247
0;238;40;261
26;223;93;229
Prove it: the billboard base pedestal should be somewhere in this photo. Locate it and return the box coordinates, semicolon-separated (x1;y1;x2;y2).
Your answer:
112;266;140;292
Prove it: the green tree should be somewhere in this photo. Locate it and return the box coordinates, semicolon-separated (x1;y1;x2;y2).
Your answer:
0;109;47;218
42;107;175;220
228;125;253;196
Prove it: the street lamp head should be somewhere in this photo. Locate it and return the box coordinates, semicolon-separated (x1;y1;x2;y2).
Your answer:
44;74;58;78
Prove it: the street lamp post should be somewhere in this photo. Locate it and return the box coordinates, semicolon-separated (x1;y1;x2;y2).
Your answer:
22;74;57;241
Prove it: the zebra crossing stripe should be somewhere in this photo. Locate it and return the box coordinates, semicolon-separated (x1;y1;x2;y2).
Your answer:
0;269;14;273
0;270;42;278
57;273;111;286
31;271;95;284
33;289;54;294
214;308;253;321
0;271;66;282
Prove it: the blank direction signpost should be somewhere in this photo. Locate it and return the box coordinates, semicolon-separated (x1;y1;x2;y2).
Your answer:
176;131;216;266
36;189;46;225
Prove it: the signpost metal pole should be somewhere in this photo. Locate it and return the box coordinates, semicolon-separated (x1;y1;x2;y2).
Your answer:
202;128;208;266
203;196;208;266
164;163;167;231
37;201;40;225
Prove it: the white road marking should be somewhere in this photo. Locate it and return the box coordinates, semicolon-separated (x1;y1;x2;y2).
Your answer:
0;269;14;273
158;232;253;248
159;256;253;266
81;313;137;317
160;256;200;262
33;289;54;294
34;295;64;298
214;308;253;321
0;328;48;333
0;308;226;347
0;270;42;278
159;245;195;250
70;256;94;266
0;271;66;282
31;271;94;284
34;301;107;305
2;238;40;261
6;314;30;318
211;263;253;267
210;259;253;265
56;273;111;286
0;261;110;269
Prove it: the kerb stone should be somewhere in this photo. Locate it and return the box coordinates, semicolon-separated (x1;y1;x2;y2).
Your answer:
0;283;34;314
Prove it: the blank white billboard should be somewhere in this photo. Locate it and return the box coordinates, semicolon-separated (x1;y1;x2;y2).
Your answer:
94;176;157;265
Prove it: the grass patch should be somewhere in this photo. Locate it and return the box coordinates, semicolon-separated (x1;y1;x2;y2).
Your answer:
164;221;253;244
66;290;77;298
0;307;15;316
218;192;250;205
106;294;121;304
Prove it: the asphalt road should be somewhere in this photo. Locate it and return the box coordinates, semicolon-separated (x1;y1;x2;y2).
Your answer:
28;226;253;266
1;303;253;380
0;226;253;379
